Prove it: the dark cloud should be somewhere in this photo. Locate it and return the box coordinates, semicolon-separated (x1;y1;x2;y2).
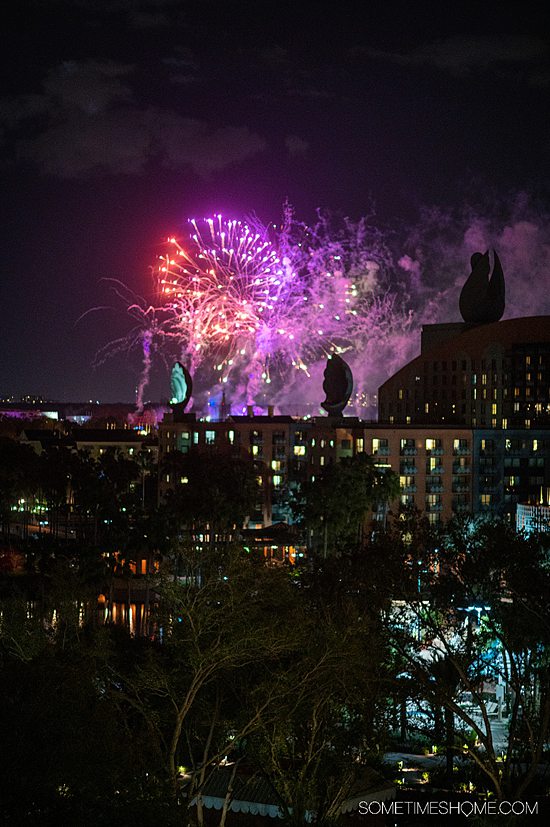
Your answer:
149;113;267;174
18;109;152;177
42;61;134;113
362;34;550;80
285;135;309;157
163;49;200;85
0;60;266;178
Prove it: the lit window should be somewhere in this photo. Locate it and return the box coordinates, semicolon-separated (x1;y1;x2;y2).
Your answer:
205;430;215;444
424;403;429;413
356;437;364;452
533;439;538;451
252;445;260;455
193;432;199;444
426;438;436;451
320;456;325;466
491;403;497;415
228;430;235;444
180;476;189;484
398;388;404;399
271;460;281;471
293;445;306;456
502;418;508;428
311;438;316;447
273;475;282;487
481;494;491;506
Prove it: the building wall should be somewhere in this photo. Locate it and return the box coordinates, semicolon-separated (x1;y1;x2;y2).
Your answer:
336;425;473;525
516;503;550;534
158;414;338;528
378;316;550;429
473;429;550;522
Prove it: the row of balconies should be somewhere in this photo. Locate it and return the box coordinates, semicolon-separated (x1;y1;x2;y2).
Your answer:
452;465;471;474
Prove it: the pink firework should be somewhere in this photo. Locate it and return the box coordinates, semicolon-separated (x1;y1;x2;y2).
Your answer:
157;215;305;389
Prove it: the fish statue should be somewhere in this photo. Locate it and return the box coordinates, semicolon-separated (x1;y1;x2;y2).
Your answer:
321;354;353;416
459;250;505;324
170;362;193;411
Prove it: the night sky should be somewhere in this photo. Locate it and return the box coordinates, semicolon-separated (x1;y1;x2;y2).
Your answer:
1;1;550;405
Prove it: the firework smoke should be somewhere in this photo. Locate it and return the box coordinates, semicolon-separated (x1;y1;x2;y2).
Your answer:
96;192;550;417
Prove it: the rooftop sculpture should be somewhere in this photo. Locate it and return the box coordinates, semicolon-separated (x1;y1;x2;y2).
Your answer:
170;362;193;412
459;250;505;324
321;354;353;416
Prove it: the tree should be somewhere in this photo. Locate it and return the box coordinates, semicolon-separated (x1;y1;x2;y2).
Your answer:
379;516;550;799
100;548;302;803
0;437;39;538
294;453;399;557
246;597;390;826
161;446;258;556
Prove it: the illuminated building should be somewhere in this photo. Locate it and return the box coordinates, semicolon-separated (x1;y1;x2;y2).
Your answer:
158;410;337;528
375;314;550;525
378;316;550;429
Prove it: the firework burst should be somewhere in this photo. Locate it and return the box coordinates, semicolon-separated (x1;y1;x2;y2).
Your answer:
156;215;305;393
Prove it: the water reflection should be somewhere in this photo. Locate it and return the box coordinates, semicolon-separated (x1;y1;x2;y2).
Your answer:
101;600;150;636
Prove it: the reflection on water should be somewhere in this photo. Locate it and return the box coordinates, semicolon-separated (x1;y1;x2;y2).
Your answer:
101;601;150;636
20;597;156;638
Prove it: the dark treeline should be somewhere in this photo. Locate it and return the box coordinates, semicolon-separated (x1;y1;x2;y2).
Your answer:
1;437;550;823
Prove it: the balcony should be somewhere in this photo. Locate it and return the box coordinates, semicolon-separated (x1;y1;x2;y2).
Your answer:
400;465;417;475
373;446;390;456
426;484;444;494
426;503;443;513
453;447;471;456
427;447;444;456
452;502;471;513
400;484;417;494
452;484;470;493
428;465;445;475
400;446;417;456
452;465;471;475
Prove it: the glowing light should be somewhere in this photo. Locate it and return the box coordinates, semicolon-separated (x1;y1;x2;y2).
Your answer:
156;215;305;399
